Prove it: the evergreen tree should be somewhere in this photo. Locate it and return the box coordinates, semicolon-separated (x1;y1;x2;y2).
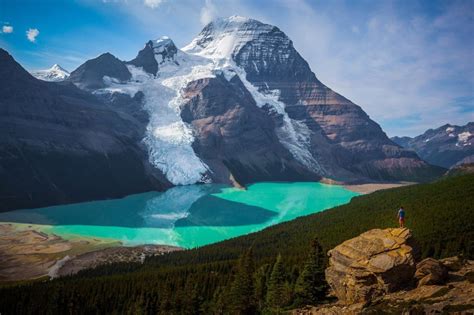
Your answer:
209;286;226;315
254;264;270;312
265;254;287;313
227;248;256;314
294;238;328;305
182;276;201;315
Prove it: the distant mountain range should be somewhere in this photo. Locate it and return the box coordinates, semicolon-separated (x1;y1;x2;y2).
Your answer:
0;16;445;211
30;64;70;82
392;122;473;168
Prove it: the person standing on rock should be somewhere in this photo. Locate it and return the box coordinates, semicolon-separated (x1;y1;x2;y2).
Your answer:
398;206;406;228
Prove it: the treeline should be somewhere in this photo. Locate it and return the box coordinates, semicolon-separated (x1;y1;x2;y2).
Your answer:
0;241;328;314
0;174;473;314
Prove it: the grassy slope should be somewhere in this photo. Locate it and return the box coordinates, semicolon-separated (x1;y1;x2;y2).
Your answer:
0;174;472;314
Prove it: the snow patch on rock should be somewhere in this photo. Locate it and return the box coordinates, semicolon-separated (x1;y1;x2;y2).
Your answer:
446;127;455;133
230;65;324;174
458;131;472;146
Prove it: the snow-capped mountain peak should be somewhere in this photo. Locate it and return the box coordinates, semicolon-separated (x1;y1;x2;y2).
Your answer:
50;63;66;72
31;64;70;82
182;15;276;60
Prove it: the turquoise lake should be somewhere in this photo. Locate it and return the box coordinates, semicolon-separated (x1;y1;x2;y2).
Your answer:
0;182;359;248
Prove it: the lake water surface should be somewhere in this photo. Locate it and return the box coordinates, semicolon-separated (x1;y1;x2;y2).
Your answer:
0;182;358;248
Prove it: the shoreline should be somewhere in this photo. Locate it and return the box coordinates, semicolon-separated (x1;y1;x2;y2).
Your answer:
0;223;182;282
342;182;415;194
319;178;415;194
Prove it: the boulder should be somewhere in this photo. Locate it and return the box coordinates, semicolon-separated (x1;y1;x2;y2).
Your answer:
439;255;465;271
415;258;449;286
325;228;418;304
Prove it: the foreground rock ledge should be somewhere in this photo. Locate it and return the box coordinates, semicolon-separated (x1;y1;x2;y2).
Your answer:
294;258;474;314
325;228;418;304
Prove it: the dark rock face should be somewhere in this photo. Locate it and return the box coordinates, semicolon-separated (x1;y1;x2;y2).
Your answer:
96;91;149;124
127;41;158;75
127;38;179;76
0;49;170;212
415;258;449;287
181;74;319;184
392;123;474;168
68;52;131;90
391;136;412;148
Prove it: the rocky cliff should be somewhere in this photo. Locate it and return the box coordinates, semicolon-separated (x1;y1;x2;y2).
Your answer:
325;228;419;305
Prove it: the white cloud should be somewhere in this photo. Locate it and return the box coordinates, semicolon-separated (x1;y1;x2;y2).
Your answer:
144;0;164;9
26;28;39;42
2;25;13;33
200;0;218;26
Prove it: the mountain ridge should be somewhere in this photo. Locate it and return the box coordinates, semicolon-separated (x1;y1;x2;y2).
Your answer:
392;122;473;168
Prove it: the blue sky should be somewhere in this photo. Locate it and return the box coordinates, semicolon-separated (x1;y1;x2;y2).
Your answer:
0;0;473;136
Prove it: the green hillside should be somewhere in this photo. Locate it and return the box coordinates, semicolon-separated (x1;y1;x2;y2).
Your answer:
1;174;473;314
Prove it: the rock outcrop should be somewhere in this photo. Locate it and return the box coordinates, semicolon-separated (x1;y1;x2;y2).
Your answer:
325;228;418;304
415;258;449;287
293;228;474;315
127;37;179;76
295;258;474;314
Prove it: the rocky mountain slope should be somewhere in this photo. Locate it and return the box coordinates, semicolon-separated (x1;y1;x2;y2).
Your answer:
392;122;473;168
30;64;70;82
0;49;170;212
68;53;132;90
68;16;442;186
